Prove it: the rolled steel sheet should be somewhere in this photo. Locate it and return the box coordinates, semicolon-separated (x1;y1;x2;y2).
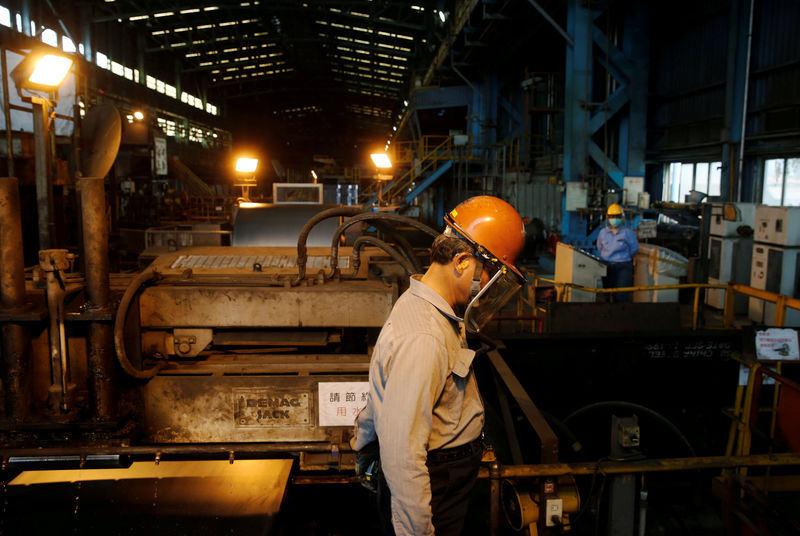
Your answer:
233;204;343;247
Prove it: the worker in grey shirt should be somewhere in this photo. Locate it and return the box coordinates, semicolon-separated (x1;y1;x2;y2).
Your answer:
354;196;526;536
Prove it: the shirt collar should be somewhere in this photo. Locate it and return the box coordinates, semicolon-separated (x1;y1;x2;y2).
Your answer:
408;275;463;323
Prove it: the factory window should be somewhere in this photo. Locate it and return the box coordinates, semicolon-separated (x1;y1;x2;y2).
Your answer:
165;84;177;98
96;51;109;70
663;161;721;202
124;67;133;80
111;61;124;77
156;79;166;93
146;75;156;90
41;28;57;47
0;6;10;28
62;36;76;53
762;158;800;206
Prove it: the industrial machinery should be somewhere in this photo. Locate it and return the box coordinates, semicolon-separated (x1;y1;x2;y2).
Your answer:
706;203;755;313
749;206;800;327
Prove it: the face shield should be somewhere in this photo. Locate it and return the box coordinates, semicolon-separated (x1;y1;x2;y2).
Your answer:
462;246;524;333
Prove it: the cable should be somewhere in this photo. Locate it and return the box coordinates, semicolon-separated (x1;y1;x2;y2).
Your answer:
293;207;365;285
352;236;417;276
564;400;697;457
326;213;439;279
113;268;166;379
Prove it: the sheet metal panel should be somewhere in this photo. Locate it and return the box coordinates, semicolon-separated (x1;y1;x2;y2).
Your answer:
138;281;395;328
233;204;343;247
142;374;367;443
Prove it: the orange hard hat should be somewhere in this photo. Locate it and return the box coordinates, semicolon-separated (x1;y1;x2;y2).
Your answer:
444;196;525;277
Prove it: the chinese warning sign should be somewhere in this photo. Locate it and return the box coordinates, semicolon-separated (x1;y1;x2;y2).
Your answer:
755;328;800;361
318;382;369;427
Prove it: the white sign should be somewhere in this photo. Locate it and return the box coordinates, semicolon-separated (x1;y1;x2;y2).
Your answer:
153;136;168;176
755;328;800;361
318;382;370;427
739;364;777;386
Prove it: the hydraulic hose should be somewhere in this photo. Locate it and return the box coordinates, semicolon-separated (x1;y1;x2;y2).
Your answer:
563;400;696;457
327;213;439;279
294;207;364;285
114;268;167;379
352;236;417;277
370;221;424;273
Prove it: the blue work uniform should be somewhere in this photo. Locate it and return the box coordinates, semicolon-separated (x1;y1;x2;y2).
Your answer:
597;226;639;302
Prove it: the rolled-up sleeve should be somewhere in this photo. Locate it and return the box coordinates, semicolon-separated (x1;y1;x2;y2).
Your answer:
378;333;447;536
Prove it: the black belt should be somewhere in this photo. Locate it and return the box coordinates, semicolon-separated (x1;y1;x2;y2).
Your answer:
427;437;483;463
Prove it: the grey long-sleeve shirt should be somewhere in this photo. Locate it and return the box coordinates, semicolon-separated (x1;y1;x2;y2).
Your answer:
354;276;484;536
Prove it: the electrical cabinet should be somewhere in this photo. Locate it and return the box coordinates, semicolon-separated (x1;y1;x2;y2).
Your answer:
709;202;756;237
748;243;800;326
554;242;606;302
754;206;800;246
706;236;753;313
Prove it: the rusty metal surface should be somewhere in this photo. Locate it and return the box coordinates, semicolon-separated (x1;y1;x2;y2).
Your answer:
79;177;110;307
148;246;362;276
142;373;367;443
155;354;370;375
0;177;30;422
138;281;395;328
0;177;25;308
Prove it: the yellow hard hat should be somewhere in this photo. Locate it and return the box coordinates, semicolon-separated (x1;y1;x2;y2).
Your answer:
607;203;624;216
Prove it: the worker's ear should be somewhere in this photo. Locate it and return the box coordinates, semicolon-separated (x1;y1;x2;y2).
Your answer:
454;253;472;275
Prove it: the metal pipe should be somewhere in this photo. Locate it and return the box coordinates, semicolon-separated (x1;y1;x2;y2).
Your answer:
1;49;14;177
0;177;29;422
79;177;116;421
79;178;109;306
489;460;501;536
31;96;53;250
736;0;755;202
475;453;800;479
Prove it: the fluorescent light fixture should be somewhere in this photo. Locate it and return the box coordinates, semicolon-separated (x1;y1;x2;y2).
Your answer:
311;170;318;180
371;153;392;168
439;10;446;23
235;157;259;172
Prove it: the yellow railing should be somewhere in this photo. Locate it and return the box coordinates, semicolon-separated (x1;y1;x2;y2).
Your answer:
531;279;800;331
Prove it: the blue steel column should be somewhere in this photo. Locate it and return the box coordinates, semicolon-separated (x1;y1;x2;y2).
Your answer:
721;0;753;202
562;1;647;245
562;0;590;239
619;6;648;180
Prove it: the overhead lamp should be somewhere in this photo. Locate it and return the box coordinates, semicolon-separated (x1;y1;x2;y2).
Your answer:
370;153;392;169
311;170;318;182
11;51;73;94
133;111;144;121
235;157;259;173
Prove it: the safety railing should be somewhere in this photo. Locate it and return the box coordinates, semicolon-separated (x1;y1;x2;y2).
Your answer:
529;279;800;331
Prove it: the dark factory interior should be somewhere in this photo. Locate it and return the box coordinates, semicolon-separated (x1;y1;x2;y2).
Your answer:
0;0;799;534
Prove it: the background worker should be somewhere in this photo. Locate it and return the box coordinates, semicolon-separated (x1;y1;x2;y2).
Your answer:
596;203;639;302
353;196;526;536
